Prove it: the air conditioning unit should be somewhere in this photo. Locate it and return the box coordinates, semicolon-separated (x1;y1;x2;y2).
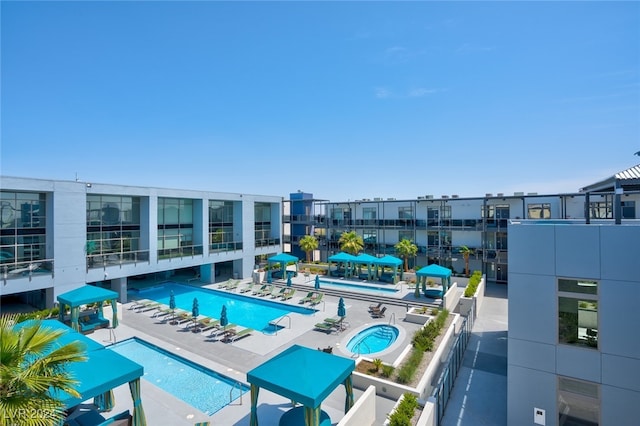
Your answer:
387;198;396;201
373;197;382;201
485;193;493;197
527;192;538;196
425;195;434;199
514;192;524;196
497;193;504;197
441;195;449;199
362;198;370;201
417;196;426;200
452;194;459;198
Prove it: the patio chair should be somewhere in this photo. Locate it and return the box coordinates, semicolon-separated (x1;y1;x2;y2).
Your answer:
270;287;287;299
252;284;269;296
299;291;315;304
324;316;346;331
258;285;274;297
225;280;240;291
217;279;234;289
198;318;220;333
225;327;254;343
238;283;254;293
209;323;237;337
371;306;387;318
280;288;296;301
368;302;383;313
313;322;334;333
136;302;161;313
151;305;172;318
309;292;324;306
129;299;153;310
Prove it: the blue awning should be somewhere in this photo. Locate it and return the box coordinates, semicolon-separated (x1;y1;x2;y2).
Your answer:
267;253;299;263
328;252;358;263
57;285;119;307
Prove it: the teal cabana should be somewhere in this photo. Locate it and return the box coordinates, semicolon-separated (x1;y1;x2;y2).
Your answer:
354;253;378;280
268;253;299;280
328;252;358;277
247;344;355;426
416;264;452;297
57;285;119;332
375;255;403;283
15;319;146;425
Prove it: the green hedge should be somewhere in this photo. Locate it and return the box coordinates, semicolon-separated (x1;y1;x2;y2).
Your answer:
388;393;419;426
463;270;483;297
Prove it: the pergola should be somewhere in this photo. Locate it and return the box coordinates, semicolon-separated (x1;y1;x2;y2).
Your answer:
267;253;299;279
328;252;358;277
375;255;403;282
354;253;378;280
15;319;146;425
416;264;452;295
247;344;355;426
57;285;119;332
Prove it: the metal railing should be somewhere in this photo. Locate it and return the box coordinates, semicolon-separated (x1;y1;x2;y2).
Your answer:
431;302;475;425
2;259;54;282
87;250;150;270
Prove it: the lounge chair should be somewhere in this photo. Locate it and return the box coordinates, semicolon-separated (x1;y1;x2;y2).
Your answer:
280;288;296;301
129;299;153;310
238;283;254;293
299;291;315;304
252;284;269;296
137;302;161;313
309;292;324;306
270;287;287;299
225;280;240;291
224;327;254;343
209;323;237;337
217;279;235;289
313;322;334;333
371;306;387;318
368;302;383;313
198;318;220;333
170;310;192;325
151;305;173;318
324;316;347;331
258;285;274;297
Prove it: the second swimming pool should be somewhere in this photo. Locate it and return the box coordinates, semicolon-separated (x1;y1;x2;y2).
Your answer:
318;279;399;295
109;337;248;415
132;282;316;332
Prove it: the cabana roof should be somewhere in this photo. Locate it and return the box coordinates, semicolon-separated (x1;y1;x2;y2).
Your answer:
57;285;119;307
354;253;378;264
328;252;358;262
376;255;403;267
247;344;355;408
416;264;452;278
267;253;299;263
15;319;143;409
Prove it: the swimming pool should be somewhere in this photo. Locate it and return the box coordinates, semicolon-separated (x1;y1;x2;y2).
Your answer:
109;338;248;415
346;325;399;355
319;279;398;294
132;282;315;332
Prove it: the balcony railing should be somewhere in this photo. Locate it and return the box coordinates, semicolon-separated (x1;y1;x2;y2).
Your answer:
209;241;243;253
255;238;281;248
87;250;150;270
157;245;203;261
2;259;54;281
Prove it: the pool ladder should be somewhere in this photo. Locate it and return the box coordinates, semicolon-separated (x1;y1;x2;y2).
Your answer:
353;340;371;358
270;315;291;335
388;312;396;325
230;381;243;405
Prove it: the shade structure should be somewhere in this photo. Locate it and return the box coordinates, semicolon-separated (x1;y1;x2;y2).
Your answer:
355;253;377;280
192;297;199;319
337;297;346;318
375;255;403;283
17;319;145;416
57;285;119;331
247;344;355;426
328;252;358;277
314;275;320;290
267;253;299;280
220;305;229;329
416;264;452;292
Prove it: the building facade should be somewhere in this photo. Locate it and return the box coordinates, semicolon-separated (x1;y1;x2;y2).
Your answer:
284;180;639;283
0;176;283;308
507;220;639;425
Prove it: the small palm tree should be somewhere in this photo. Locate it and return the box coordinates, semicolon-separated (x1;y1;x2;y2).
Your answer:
338;231;363;256
395;238;418;272
459;245;474;277
298;235;318;262
0;315;87;426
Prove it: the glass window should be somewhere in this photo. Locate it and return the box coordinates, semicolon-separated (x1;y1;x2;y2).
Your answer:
589;201;612;219
399;230;413;241
482;204;494;218
558;279;598;349
398;207;413;219
1;191;47;264
362;207;376;220
558;377;599;425
528;203;551;219
363;230;377;244
621;201;635;219
427;207;439;219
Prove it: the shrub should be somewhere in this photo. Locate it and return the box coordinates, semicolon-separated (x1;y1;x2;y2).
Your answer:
382;365;395;378
464;270;483;297
388;393;419;426
373;358;383;372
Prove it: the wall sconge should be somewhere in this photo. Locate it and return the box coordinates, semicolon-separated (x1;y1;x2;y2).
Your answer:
86;183;92;188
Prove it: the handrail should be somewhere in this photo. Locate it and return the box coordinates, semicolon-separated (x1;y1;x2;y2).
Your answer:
388;312;396;325
230;381;243;405
353;339;371;357
270;315;291;335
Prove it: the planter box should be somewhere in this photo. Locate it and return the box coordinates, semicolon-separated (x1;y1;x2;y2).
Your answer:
459;275;486;319
405;309;433;325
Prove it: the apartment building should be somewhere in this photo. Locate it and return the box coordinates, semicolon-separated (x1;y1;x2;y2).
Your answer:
0;176;283;308
283;165;640;283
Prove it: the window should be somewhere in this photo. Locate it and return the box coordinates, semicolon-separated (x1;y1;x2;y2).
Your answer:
399;230;413;242
558;279;598;349
1;191;47;265
622;201;636;219
589;201;612;219
363;230;377;244
481;205;494;218
362;207;376;220
398;207;413;219
528;203;551;219
158;198;194;257
254;202;272;243
558;377;599;425
209;200;236;251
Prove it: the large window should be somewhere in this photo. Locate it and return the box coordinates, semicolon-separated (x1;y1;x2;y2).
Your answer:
558;377;599;426
0;191;47;266
558;278;598;349
362;207;376;220
87;194;141;266
589;201;611;219
398;206;413;219
255;202;273;245
209;200;237;251
157;197;195;258
528;203;551;219
399;230;413;241
622;201;636;219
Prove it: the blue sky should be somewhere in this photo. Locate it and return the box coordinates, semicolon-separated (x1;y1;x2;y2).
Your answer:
2;1;639;201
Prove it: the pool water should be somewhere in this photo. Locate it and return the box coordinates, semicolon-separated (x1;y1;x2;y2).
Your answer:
133;282;315;332
318;279;398;294
109;338;248;415
346;325;399;354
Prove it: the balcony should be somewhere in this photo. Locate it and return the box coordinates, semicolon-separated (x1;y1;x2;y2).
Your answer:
210;241;243;253
2;259;54;281
88;250;151;269
255;238;281;248
157;245;203;261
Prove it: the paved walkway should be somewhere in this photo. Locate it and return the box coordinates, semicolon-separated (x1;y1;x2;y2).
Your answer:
441;282;508;426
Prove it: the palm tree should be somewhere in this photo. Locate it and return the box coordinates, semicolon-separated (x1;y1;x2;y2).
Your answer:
459;245;474;277
0;315;87;426
395;238;418;272
338;231;363;256
298;235;318;262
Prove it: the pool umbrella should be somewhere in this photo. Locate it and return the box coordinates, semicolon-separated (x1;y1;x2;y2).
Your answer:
267;269;272;284
220;305;229;331
286;275;292;287
192;297;199;329
169;290;176;321
338;297;346;318
315;274;320;290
